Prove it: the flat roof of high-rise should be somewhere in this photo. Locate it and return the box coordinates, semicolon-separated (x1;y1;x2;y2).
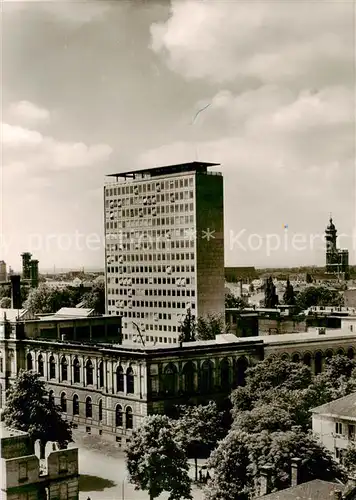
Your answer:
107;161;220;180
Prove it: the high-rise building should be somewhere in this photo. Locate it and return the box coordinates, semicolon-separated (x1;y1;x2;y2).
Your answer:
104;162;225;344
0;261;6;282
325;217;349;278
21;252;32;280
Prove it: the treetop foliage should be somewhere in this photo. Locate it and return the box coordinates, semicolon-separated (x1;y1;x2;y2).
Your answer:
3;370;72;450
126;414;192;500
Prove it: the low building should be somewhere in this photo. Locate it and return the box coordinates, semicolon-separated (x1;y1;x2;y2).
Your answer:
0;422;79;499
312;392;356;464
226;307;306;337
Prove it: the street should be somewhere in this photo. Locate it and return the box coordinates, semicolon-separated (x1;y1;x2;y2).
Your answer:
71;432;206;500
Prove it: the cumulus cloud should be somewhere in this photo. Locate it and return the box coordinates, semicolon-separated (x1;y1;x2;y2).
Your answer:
2;122;112;171
8;101;50;126
150;1;353;88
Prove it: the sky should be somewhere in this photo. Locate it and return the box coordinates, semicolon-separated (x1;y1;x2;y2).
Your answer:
1;0;355;271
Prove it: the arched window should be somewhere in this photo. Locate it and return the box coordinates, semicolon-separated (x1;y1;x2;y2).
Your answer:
116;366;124;392
38;354;44;377
98;399;103;421
98;361;104;388
200;360;213;393
182;361;195;393
86;359;93;385
115;404;123;427
73;357;80;383
303;353;312;367
125;406;133;429
126;366;134;394
348;347;355;360
49;390;55;406
292;353;300;364
61;357;68;381
235;357;248;387
49;356;56;379
73;394;79;415
163;363;178;395
60;392;67;413
325;349;333;360
27;353;33;371
315;351;323;375
220;358;230;391
85;397;92;418
337;348;345;356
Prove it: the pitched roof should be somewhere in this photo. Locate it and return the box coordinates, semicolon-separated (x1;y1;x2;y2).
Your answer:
260;479;344;499
311;392;356;420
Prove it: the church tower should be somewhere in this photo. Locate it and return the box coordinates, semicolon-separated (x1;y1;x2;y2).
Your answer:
325;217;349;277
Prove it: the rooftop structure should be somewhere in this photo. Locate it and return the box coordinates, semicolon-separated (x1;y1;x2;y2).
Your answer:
106;161;220;181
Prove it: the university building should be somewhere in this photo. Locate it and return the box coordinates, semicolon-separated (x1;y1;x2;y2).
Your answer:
2;306;356;444
104;161;225;343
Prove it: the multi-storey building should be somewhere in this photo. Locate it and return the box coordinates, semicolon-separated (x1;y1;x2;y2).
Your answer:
2;306;356;444
312;392;356;465
104;161;225;343
1;422;79;500
0;261;7;283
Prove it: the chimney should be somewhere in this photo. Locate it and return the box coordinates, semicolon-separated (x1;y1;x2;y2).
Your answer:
291;457;302;487
10;274;22;310
260;464;273;496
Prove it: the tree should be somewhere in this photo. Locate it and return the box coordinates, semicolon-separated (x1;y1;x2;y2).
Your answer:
179;309;196;342
264;277;278;308
205;430;250;500
80;279;105;314
196;314;225;341
0;297;11;308
3;370;72;458
207;427;344;499
343;443;356;475
24;284;79;314
247;428;344;496
296;285;344;311
175;402;227;481
283;278;295;305
126;415;192;500
225;292;247;309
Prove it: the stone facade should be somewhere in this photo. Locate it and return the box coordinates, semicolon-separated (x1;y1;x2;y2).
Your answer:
2;314;356;444
1;423;79;500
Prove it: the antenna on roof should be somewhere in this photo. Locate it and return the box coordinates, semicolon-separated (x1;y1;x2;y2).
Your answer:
191;102;212;161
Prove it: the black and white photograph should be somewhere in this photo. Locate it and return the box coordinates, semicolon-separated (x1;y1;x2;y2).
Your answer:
0;1;355;499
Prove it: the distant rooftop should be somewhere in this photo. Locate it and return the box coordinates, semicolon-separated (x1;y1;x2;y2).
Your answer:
39;307;95;320
107;161;220;180
311;392;356;420
259;479;344;500
0;422;28;439
0;308;28;322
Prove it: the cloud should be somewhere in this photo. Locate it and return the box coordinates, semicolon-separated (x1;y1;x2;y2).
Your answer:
4;0;111;26
8;101;50;126
150;1;353;87
2;122;113;171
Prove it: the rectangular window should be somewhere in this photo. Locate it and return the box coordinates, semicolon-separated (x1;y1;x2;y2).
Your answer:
19;463;28;481
335;422;343;435
349;424;355;440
